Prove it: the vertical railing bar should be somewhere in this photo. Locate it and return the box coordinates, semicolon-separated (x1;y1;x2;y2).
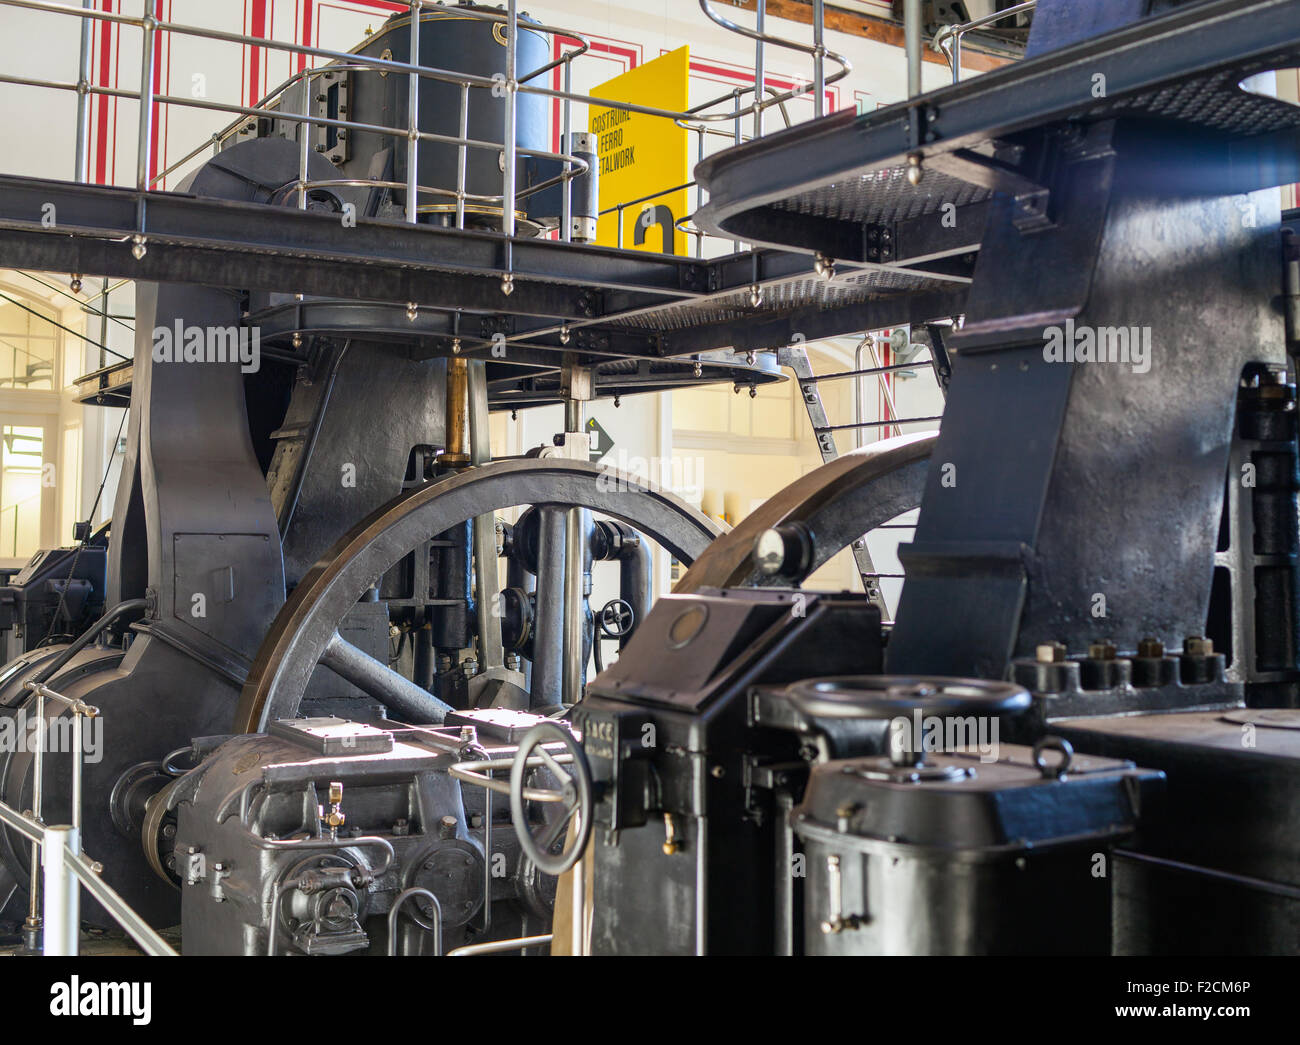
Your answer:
298;70;311;209
136;9;156;192
695;125;705;259
813;0;825;118
26;686;44;944
502;0;518;285
74;0;94;182
405;0;422;224
905;0;922;98
732;88;742;253
71;709;83;834
753;0;765;140
561;56;572;242
456;82;469;229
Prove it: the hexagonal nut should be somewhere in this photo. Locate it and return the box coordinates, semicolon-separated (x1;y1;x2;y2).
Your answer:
1087;641;1117;661
1136;637;1164;659
1035;642;1067;664
1183;635;1214;657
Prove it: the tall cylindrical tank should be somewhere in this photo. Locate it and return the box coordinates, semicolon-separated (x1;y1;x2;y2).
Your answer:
347;4;550;229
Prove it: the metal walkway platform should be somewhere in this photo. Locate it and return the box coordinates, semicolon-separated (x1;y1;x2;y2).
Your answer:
0;174;970;378
695;0;1300;258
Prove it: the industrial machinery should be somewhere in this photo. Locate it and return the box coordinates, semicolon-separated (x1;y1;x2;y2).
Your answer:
558;0;1300;956
2;0;1300;960
0;1;777;953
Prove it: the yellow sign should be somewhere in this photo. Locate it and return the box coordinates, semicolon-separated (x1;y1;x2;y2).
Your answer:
589;47;691;255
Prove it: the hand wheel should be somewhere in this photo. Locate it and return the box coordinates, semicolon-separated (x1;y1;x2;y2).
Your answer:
509;721;594;876
597;598;636;639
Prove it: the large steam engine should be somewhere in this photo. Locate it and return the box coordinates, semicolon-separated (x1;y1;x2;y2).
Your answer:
1;0;1299;960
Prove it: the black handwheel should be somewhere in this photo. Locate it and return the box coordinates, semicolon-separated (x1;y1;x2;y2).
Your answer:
509;722;594;877
598;599;636;639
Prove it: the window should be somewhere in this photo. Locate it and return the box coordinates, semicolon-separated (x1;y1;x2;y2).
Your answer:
0;293;57;390
0;424;45;557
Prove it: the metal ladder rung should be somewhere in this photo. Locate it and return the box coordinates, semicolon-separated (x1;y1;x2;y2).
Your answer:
796;360;929;383
814;416;943;433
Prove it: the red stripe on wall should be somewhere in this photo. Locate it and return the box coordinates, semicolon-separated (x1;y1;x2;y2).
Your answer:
148;0;164;187
299;0;313;73
94;0;113;184
248;0;267;108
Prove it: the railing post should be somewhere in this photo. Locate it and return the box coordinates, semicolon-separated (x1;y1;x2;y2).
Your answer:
502;0;518;243
812;0;825;117
74;0;94;182
136;9;156;191
905;0;922;98
42;825;79;956
26;686;45;945
561;56;573;242
753;0;765;139
406;0;422;223
456;82;469;229
298;72;311;209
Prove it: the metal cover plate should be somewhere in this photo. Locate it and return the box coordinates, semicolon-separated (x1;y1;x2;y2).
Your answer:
269;716;394;755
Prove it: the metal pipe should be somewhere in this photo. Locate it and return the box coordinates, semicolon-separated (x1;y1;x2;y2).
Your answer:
30;598;149;685
502;0;518;243
563;397;587;705
387;886;442;955
754;0;765;140
73;0;93;182
136;12;156;191
447;933;552;956
445;357;470;465
71;709;83;835
467;359;504;672
561;59;572;243
905;0;922;99
864;334;904;439
481;770;493;934
405;0;421;224
813;0;825;118
571;855;584;956
28;687;44;933
531;507;566;707
298;73;311;211
732;89;743;253
42;825;78;955
456;82;469;229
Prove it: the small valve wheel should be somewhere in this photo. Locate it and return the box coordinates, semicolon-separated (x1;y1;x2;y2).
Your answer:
598;598;636;639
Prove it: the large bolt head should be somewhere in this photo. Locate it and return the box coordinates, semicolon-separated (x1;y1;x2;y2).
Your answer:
1137;636;1164;659
1035;641;1066;664
1088;641;1117;661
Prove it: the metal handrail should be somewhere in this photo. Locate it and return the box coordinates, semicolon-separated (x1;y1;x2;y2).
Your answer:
697;0;850;121
933;0;1036;83
0;674;177;956
1;0;863;277
447;932;552;956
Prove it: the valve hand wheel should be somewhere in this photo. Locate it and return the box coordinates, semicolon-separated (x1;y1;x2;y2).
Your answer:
598;599;635;639
509;721;593;877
